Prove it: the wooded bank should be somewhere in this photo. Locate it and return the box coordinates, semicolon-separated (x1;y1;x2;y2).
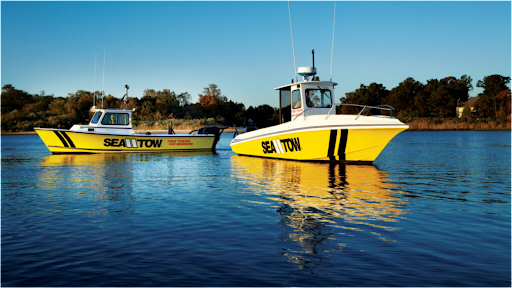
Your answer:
1;74;510;133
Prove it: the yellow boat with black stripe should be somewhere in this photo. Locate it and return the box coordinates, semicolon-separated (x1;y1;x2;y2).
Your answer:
230;64;408;164
35;86;226;154
35;126;221;154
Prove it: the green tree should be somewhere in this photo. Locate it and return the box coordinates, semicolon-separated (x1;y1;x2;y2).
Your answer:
1;84;33;115
387;77;425;117
475;75;511;118
424;79;457;118
341;83;389;114
68;90;94;122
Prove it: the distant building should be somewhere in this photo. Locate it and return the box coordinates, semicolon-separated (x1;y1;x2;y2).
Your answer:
456;96;479;118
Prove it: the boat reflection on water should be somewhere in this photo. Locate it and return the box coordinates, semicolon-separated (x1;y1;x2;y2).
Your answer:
37;151;216;213
39;150;217;168
37;153;139;221
38;151;216;191
231;155;407;268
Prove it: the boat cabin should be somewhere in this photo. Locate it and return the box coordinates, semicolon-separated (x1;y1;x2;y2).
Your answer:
69;108;135;135
275;67;337;124
89;108;133;127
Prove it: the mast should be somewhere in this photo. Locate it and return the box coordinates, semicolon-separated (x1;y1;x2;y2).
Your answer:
93;53;97;108
330;2;336;82
288;1;298;82
101;47;106;109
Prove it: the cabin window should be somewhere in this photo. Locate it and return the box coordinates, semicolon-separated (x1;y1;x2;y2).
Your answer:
91;112;102;124
101;113;130;125
305;89;332;108
292;90;301;109
279;89;291;123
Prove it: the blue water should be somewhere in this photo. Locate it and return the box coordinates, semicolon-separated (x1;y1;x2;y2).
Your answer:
2;131;510;286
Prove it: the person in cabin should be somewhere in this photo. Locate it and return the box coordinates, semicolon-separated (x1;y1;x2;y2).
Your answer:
294;98;302;108
305;90;313;107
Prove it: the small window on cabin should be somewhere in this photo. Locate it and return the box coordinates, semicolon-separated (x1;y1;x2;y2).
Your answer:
118;114;129;125
101;113;129;125
292;90;301;109
279;90;291;124
91;112;102;124
305;89;332;108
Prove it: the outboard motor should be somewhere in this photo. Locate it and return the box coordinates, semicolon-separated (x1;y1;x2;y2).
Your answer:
196;126;227;151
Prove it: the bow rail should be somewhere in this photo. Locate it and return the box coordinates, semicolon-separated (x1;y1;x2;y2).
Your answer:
325;103;395;120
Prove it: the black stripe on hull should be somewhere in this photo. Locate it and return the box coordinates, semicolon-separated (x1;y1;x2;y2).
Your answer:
327;129;337;161
338;129;348;161
53;131;69;147
60;131;76;148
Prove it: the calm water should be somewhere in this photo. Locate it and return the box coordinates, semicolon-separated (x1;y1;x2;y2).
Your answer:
1;131;510;287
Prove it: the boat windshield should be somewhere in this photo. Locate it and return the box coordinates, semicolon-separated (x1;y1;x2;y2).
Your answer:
91;112;102;124
305;89;332;108
101;113;130;125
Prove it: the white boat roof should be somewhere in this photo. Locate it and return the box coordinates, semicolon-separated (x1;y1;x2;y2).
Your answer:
274;80;338;90
90;107;135;113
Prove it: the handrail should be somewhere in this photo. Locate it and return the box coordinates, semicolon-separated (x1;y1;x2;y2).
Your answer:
293;103;395;121
292;108;312;121
325;103;395;120
293;105;331;121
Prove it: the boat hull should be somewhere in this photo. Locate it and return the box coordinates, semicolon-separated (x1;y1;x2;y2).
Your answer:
35;128;217;154
230;127;407;163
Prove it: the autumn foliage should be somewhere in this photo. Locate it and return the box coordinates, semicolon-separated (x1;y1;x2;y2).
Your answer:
1;84;278;132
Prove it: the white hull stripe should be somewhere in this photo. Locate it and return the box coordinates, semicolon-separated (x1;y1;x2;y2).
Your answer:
277;139;285;154
272;139;284;154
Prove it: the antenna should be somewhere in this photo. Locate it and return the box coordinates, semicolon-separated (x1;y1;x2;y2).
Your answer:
312;49;315;79
101;47;106;109
330;2;336;82
93;53;97;108
288;1;297;82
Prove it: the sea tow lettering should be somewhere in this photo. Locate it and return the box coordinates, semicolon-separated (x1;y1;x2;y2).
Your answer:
262;137;301;154
104;138;162;148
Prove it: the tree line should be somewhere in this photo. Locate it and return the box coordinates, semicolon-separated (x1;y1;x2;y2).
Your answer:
1;83;279;132
1;74;510;132
340;74;511;121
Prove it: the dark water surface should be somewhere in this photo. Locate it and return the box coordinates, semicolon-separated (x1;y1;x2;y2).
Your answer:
2;131;510;287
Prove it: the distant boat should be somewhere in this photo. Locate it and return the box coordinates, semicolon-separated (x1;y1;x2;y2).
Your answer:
35;86;226;154
230;51;408;164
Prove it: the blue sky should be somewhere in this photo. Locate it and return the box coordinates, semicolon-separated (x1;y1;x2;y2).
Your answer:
2;1;510;108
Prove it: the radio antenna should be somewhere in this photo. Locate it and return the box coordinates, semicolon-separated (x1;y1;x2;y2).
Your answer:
101;47;106;109
288;1;297;82
93;53;97;108
330;2;336;82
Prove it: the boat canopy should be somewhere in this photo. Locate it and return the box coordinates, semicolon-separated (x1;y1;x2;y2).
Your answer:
274;80;337;91
275;79;338;124
88;108;135;127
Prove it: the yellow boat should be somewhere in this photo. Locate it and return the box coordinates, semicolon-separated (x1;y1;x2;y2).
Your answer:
35;98;226;154
231;54;408;163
